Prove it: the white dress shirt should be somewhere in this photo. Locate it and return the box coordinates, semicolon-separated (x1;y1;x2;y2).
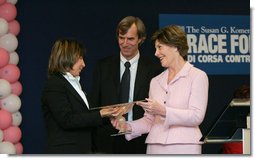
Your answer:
63;72;89;109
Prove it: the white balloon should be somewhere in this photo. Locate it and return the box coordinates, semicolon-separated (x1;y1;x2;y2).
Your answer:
9;51;19;65
7;0;18;5
0;18;8;36
0;130;3;142
0;79;11;99
0;141;16;154
1;94;21;113
0;33;18;52
12;111;22;126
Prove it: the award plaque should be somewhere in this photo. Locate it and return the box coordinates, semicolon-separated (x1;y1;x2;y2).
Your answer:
89;100;146;110
89;100;146;136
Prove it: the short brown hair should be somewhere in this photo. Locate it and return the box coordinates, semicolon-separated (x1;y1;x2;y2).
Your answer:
48;39;85;76
116;16;146;45
151;25;189;60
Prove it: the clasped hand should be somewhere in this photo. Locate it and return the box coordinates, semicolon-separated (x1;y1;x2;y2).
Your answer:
106;106;133;133
110;116;127;133
110;115;132;133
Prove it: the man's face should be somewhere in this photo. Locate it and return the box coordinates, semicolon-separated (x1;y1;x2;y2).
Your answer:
118;24;142;60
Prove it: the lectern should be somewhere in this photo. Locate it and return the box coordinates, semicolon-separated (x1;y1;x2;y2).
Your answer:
200;98;250;154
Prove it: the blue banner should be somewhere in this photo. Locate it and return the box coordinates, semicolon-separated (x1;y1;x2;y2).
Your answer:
159;14;250;75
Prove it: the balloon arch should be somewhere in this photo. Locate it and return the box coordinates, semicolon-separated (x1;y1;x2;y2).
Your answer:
0;0;23;154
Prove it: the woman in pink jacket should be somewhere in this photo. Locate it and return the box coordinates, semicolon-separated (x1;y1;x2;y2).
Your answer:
112;25;209;154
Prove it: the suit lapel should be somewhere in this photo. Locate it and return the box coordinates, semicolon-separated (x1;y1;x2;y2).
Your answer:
111;55;121;97
133;57;147;100
59;75;88;107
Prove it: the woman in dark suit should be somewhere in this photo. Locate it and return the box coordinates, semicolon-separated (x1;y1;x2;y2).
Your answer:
41;39;117;154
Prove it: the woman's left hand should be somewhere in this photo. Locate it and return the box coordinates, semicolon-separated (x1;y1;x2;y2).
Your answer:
136;98;166;116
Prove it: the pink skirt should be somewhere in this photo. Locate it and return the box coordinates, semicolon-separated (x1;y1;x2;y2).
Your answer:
147;143;202;154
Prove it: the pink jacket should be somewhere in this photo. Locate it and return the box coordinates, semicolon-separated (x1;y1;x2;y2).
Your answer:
126;62;209;144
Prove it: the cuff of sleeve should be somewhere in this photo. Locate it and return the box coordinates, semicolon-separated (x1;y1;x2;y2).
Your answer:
125;122;142;141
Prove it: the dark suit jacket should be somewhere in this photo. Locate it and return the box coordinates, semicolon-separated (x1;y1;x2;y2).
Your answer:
41;73;103;154
90;54;162;154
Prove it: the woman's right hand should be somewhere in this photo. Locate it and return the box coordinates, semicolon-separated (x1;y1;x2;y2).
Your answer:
110;117;132;132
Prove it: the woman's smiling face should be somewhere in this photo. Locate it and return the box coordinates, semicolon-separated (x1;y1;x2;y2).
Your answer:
154;40;178;68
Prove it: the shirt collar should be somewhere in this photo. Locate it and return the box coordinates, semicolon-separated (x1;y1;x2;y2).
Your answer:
176;62;193;78
64;72;80;81
120;51;140;66
157;62;193;87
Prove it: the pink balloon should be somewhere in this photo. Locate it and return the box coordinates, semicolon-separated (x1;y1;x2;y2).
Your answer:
15;142;23;154
8;20;20;36
0;109;12;129
3;126;22;144
0;0;6;5
0;64;20;83
0;48;10;68
11;81;22;96
0;2;17;22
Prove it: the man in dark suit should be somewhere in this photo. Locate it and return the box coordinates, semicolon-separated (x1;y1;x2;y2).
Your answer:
90;16;162;154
